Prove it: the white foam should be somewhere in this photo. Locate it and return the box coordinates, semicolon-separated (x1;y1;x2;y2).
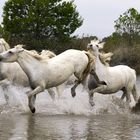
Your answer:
0;84;134;115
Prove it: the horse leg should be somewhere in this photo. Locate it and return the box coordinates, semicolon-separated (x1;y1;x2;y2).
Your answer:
132;84;139;103
3;87;9;104
0;79;11;104
27;86;44;113
88;85;108;107
90;69;106;85
125;90;131;104
55;84;64;99
121;93;126;100
0;78;11;85
91;85;108;93
28;95;36;113
47;88;55;100
121;87;126;100
71;80;80;97
88;89;95;106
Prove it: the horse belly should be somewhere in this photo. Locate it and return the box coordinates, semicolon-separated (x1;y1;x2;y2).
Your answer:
107;80;124;93
44;64;74;88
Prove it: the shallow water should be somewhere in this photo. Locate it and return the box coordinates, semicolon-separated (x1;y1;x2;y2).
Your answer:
0;77;140;140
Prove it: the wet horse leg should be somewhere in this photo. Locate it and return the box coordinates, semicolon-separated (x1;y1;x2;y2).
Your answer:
125;89;131;104
88;85;108;106
71;80;80;97
27;86;44;113
88;89;95;106
132;84;139;103
47;88;55;100
28;95;36;113
121;87;126;100
55;84;65;99
90;69;106;85
0;79;11;104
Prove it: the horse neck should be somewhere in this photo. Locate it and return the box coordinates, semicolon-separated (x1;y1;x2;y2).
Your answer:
17;51;41;77
95;54;108;75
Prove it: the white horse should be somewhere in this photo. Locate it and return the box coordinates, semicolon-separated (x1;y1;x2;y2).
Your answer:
0;45;95;113
0;39;63;103
0;39;29;87
87;40;140;107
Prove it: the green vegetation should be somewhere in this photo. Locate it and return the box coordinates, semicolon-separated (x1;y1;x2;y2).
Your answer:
1;0;83;50
103;8;140;74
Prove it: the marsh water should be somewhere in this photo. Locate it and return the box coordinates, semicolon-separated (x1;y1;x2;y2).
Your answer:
0;77;140;140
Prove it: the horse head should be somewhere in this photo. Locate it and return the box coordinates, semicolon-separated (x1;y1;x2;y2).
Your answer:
0;45;24;62
87;39;105;55
87;40;113;66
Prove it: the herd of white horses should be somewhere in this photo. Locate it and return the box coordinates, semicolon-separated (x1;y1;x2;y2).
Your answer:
0;38;139;113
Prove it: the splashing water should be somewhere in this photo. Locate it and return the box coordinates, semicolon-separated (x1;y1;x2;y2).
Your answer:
0;83;136;115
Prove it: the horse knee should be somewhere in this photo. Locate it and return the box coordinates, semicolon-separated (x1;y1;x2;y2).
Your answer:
93;85;107;93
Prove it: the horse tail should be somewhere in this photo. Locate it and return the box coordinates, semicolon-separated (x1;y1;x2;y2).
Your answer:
82;51;96;81
132;84;139;103
131;84;140;113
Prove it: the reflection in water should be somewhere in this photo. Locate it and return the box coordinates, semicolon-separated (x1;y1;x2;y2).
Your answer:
0;76;140;139
0;113;140;140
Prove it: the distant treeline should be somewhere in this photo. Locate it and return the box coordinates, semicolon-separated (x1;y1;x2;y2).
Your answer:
2;33;140;75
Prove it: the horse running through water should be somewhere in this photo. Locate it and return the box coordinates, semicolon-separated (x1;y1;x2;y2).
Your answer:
87;40;140;107
0;45;95;113
0;39;63;103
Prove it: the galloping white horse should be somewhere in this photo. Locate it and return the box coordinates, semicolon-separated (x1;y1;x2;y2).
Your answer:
87;40;140;107
0;39;63;103
0;45;95;113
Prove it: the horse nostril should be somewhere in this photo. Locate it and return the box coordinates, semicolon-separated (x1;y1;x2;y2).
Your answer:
0;56;3;61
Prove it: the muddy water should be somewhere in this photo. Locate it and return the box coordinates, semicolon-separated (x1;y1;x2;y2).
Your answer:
0;77;140;140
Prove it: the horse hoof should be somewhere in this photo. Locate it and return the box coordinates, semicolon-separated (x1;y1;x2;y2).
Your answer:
90;102;95;107
71;89;76;97
100;81;107;85
131;98;140;113
31;108;36;113
71;92;76;97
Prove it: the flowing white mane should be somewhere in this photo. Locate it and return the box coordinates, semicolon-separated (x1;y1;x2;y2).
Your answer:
0;38;10;52
41;50;56;58
15;45;44;61
15;45;56;62
99;52;113;66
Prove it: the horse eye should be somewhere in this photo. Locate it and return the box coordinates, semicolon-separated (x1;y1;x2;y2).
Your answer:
89;44;92;47
8;51;13;54
96;45;99;48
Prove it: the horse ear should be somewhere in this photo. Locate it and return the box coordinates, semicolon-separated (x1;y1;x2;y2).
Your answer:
17;48;24;53
15;44;24;52
99;42;105;49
